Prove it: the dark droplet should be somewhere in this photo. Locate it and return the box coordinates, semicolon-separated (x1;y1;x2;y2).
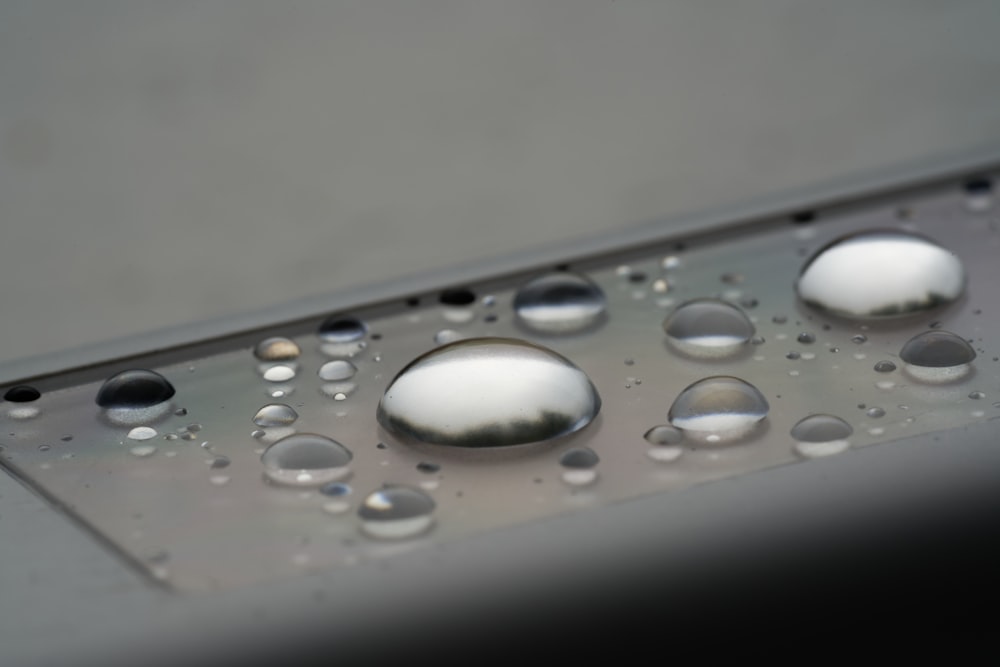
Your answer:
96;370;175;408
4;385;40;402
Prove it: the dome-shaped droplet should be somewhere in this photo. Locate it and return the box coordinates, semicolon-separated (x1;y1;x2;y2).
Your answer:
559;447;599;468
358;486;436;539
662;299;754;358
643;425;683;445
4;385;40;402
377;337;601;448
790;414;852;458
318;316;367;343
252;403;299;427
254;337;301;362
318;360;357;382
668;376;769;443
260;433;353;486
512;272;607;334
96;370;175;408
899;330;977;383
796;230;965;318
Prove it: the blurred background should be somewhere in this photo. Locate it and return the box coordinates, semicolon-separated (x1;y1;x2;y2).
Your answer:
2;0;999;369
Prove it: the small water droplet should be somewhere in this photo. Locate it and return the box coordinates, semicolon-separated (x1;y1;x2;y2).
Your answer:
643;425;683;445
899;330;976;383
320;482;352;497
512;272;607;334
38;444;50;452
866;407;886;418
209;455;230;469
786;351;801;360
127;426;158;441
174;407;188;416
873;360;897;373
964;178;993;211
320;382;356;400
796;230;965;318
254;337;301;361
791;414;852;458
772;315;788;324
60;434;73;442
377;338;601;448
969;391;986;400
130;444;157;457
4;385;40;402
358;486;436;539
662;299;754;358
797;332;815;344
319;316;367;343
318;360;357;382
261;433;353;487
416;461;441;474
750;335;765;345
96;370;175;408
668;376;769;443
852;334;868;344
262;365;297;382
559;447;599;469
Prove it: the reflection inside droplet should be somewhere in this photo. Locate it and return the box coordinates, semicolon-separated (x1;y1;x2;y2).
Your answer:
260;433;353;487
668;376;769;443
899;330;976;383
358;486;435;539
513;272;607;334
662;299;754;358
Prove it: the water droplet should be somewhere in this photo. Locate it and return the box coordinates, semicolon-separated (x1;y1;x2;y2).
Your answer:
668;376;769;443
38;444;50;452
318;360;357;382
797;332;815;344
772;315;787;324
130;444;157;457
852;334;868;344
720;273;744;285
254;337;301;362
96;370;175;408
512;272;607;334
434;329;464;345
899;330;976;383
440;288;476;306
358;486;435;539
4;385;40;402
866;407;886;418
261;433;353;487
320;382;356;400
127;426;158;441
786;351;801;360
643;425;683;445
377;338;601;448
320;482;352;497
559;447;599;469
796;230;965;318
319;316;367;343
662;299;754;358
964;178;993;212
791;414;852;458
262;365;297;383
416;461;441;474
969;391;986;400
873;360;897;373
209;456;230;469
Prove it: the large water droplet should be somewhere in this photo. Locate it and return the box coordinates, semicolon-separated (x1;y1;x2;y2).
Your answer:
512;272;607;334
796;230;965;318
377;337;601;448
254;337;301;362
358;486;436;539
261;433;353;486
899;330;976;383
668;376;769;443
318;360;357;382
662;299;754;358
253;404;299;427
96;370;175;408
790;414;852;458
4;385;40;402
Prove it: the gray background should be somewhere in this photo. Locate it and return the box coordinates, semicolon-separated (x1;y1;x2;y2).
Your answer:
2;0;1000;368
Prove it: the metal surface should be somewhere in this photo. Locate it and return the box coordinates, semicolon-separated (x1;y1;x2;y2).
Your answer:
2;165;1000;663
